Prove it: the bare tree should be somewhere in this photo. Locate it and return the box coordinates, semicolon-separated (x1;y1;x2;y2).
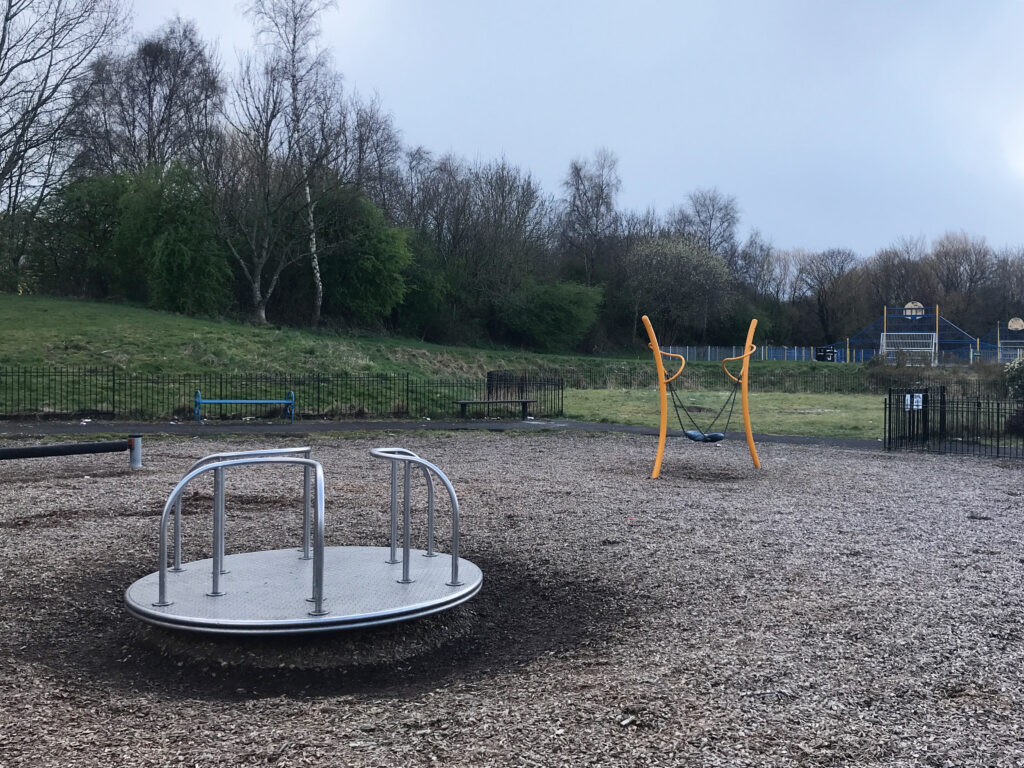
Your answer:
792;248;858;341
214;56;305;324
984;248;1024;328
468;159;553;303
423;154;474;275
613;207;661;340
389;150;560;338
72;18;222;176
0;138;60;289
668;187;739;268
0;0;124;286
629;234;732;343
336;92;402;216
734;229;776;296
393;145;436;230
560;148;620;286
862;236;935;308
246;0;336;326
399;154;552;292
926;231;992;326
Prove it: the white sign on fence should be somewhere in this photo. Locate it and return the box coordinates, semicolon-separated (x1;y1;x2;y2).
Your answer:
904;393;924;411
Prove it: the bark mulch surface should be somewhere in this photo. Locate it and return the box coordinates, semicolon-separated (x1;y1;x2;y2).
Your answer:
1;431;1024;767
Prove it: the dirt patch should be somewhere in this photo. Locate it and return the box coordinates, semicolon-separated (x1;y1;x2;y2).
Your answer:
14;549;627;700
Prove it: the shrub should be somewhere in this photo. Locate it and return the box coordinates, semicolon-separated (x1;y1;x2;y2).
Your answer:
1006;358;1024;400
496;280;603;352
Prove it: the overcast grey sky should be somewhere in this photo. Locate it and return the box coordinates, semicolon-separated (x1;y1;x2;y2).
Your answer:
133;1;1024;257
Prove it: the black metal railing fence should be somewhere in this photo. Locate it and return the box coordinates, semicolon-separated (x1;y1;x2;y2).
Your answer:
884;386;1024;459
0;363;1011;424
0;368;565;421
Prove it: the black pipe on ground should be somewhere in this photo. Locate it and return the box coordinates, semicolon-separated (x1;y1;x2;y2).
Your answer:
0;435;142;468
0;440;127;460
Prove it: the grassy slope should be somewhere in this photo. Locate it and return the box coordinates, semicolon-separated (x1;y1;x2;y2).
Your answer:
0;294;867;380
0;295;643;377
1;295;884;438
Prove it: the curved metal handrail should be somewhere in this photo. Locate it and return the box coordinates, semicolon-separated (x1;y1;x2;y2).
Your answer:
184;447;313;475
155;457;327;616
374;447;438;561
171;447;313;570
370;447;462;586
722;342;758;384
649;343;686;384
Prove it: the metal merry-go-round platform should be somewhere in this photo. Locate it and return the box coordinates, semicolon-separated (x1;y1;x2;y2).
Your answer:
124;447;483;635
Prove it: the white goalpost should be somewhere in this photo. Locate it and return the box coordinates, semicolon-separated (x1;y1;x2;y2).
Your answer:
879;331;938;366
878;302;939;366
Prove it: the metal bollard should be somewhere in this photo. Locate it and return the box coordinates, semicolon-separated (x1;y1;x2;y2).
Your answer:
128;434;143;470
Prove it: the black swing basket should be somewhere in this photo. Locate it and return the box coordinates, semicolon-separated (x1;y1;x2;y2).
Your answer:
670;379;738;444
684;429;726;443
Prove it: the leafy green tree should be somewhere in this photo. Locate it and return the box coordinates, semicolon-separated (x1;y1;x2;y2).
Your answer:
389;229;450;340
497;279;602;351
318;190;410;323
115;164;230;315
27;165;229;316
28;174;129;298
273;188;410;325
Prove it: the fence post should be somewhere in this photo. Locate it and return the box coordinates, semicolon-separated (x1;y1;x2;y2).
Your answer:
996;400;1001;458
884;395;889;450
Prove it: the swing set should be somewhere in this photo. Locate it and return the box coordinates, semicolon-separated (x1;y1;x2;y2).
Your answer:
641;315;761;477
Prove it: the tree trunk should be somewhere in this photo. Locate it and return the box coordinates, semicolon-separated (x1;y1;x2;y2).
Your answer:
251;279;267;325
306;182;322;327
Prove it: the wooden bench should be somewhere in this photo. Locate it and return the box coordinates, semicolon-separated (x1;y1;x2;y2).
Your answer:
194;389;295;423
454;398;536;420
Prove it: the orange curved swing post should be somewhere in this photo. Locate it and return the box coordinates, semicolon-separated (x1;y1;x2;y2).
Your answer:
641;315;761;478
640;315;684;479
721;319;761;470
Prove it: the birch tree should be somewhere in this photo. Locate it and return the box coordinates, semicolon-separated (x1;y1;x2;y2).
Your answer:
246;0;335;326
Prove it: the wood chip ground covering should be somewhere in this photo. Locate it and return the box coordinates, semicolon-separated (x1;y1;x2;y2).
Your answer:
2;431;1024;767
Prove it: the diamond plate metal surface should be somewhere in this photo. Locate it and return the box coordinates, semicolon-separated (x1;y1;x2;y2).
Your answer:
125;546;483;635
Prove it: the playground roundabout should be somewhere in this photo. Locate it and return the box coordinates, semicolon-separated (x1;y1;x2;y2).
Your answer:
2;430;1024;766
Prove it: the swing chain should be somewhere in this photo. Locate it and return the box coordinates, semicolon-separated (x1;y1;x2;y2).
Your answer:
667;378;740;439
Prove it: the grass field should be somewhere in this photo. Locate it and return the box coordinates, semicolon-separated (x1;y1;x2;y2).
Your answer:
565;389;884;440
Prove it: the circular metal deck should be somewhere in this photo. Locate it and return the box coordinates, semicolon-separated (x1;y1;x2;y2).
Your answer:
125;545;483;635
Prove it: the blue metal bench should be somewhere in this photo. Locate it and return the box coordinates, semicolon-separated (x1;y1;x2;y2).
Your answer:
194;389;295;423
